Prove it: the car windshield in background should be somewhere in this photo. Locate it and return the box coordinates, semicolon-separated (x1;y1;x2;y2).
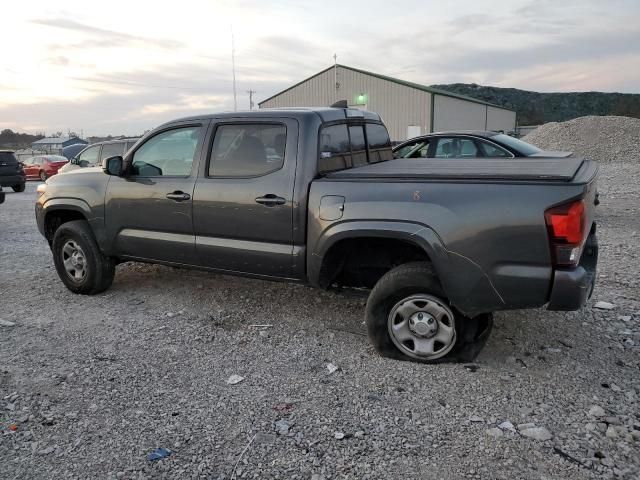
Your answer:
46;155;68;162
0;152;18;164
492;134;542;155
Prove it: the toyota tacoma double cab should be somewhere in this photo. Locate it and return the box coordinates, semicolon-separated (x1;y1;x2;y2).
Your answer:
35;107;598;363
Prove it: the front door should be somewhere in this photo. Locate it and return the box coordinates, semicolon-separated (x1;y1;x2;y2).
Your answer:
192;118;298;278
104;123;206;265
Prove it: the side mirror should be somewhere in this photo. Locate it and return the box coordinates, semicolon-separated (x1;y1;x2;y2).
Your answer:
102;156;124;176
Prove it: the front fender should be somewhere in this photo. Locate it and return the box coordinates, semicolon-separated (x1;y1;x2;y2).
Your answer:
308;220;505;316
37;197;107;248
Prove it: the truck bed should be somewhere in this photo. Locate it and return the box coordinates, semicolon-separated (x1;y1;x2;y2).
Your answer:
326;157;594;183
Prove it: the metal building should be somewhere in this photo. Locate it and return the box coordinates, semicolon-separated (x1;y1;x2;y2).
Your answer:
259;64;516;141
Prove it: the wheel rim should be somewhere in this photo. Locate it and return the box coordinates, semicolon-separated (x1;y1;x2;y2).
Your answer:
40;171;47;181
387;294;456;360
61;240;87;283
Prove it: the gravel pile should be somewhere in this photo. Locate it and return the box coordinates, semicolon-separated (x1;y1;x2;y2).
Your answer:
1;172;639;479
524;115;640;164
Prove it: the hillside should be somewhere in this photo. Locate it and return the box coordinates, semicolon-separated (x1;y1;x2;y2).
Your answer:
430;84;640;126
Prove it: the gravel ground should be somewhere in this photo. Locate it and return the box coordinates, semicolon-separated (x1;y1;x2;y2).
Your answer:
524;116;640;164
1;166;639;480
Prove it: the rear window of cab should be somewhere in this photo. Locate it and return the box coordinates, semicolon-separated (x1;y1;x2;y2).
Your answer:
318;122;393;174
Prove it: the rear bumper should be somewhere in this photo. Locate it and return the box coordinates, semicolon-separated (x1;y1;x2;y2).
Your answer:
547;226;598;311
0;174;26;187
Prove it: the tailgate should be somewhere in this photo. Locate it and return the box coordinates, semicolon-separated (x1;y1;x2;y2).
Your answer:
0;153;21;176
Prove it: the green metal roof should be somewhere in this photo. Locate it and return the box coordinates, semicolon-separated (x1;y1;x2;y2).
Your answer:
259;64;514;112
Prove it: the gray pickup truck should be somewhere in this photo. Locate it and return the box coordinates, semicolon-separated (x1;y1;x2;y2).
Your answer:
36;107;599;363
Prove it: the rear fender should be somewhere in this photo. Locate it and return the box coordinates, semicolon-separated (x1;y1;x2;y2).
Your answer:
308;220;505;316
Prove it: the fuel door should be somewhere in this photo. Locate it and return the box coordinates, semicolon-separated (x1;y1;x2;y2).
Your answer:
319;195;345;221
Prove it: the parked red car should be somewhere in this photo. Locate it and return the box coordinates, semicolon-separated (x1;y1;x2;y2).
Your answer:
22;155;69;181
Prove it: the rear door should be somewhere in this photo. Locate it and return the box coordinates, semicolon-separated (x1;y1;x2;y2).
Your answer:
192;118;298;277
104;122;206;264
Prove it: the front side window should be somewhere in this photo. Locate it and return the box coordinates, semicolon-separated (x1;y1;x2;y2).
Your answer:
366;124;393;163
209;124;286;177
100;142;125;161
78;146;101;164
132;126;200;177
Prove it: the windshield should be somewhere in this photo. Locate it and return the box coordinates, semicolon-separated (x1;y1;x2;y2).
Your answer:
492;134;542;156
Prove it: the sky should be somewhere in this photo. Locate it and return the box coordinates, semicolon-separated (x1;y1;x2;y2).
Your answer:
2;0;639;136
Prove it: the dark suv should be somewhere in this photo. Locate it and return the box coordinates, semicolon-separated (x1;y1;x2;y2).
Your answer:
0;150;26;192
58;138;138;174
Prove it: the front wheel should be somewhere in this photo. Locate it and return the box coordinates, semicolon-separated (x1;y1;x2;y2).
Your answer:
52;220;115;294
365;262;492;363
40;170;48;181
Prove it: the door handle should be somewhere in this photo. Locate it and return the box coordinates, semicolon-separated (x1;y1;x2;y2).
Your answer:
255;194;286;206
166;191;191;202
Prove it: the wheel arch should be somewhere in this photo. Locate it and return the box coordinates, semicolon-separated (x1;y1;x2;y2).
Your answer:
308;220;450;290
42;200;92;244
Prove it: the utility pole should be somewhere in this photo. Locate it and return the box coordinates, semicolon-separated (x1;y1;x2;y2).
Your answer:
247;90;256;110
333;53;339;100
231;26;237;111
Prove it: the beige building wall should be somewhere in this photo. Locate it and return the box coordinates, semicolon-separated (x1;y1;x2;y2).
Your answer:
260;66;432;141
486;106;517;132
432;94;487;132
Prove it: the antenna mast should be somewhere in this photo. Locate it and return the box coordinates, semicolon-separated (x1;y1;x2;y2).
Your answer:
232;27;237;111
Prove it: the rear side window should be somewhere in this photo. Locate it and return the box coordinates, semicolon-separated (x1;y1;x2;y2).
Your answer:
479;141;511;158
349;126;367;167
319;124;351;173
100;142;125;161
366;124;393;163
0;152;18;165
209;123;286;177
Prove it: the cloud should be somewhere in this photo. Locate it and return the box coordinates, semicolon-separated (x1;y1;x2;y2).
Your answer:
32;18;183;49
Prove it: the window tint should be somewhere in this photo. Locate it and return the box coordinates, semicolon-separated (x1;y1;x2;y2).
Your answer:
397;139;430;158
78;145;101;164
0;152;18;164
132;126;200;176
209;124;285;177
100;142;125;161
492;134;540;155
349;125;367;167
434;138;479;158
480;140;511;158
366;124;393;162
319;124;351;173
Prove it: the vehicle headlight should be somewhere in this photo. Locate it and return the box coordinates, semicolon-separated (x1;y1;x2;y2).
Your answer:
36;183;47;197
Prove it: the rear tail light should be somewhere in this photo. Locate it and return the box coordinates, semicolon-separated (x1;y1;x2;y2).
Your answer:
544;199;586;266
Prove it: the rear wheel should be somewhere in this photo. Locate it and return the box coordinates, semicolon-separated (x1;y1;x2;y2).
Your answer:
52;220;115;294
12;183;25;192
365;262;492;363
40;170;47;181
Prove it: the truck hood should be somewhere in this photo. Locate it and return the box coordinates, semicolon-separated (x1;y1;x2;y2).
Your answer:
529;151;573;158
326;157;588;182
